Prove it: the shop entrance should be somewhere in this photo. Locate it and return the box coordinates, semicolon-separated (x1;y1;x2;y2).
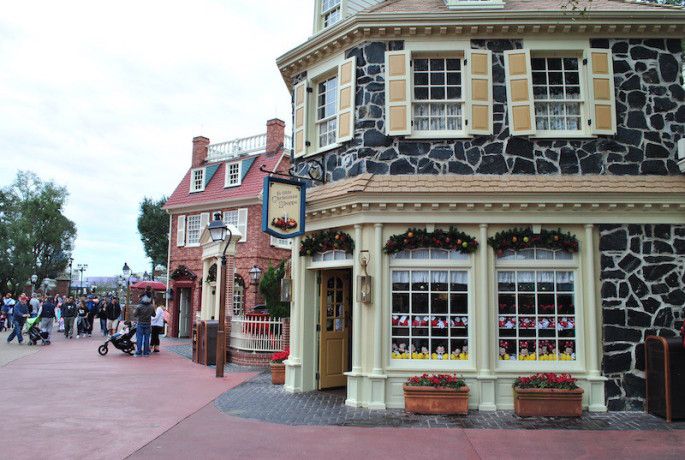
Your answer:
318;269;352;389
178;288;191;338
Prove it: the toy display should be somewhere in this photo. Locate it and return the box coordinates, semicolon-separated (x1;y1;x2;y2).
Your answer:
518;341;537;361
498;340;513;360
538;340;557;360
559;341;576;361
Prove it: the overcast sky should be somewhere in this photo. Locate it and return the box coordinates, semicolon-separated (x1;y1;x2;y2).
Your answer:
0;0;311;277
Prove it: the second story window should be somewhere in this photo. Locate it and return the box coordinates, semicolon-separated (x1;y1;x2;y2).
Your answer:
225;161;241;187
321;0;341;28
317;75;338;149
190;168;205;193
412;57;464;134
532;57;583;133
186;214;202;245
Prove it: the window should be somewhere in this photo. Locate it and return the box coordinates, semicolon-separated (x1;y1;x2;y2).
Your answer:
225;161;241;187
316;75;338;149
186;214;202;246
496;249;577;362
233;276;245;316
271;236;292;249
391;269;470;361
412;57;464;133
312;250;350;262
321;0;341;28
223;209;247;242
190;168;205;193
532;57;583;132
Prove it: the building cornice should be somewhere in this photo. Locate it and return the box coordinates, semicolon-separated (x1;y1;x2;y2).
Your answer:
164;196;261;214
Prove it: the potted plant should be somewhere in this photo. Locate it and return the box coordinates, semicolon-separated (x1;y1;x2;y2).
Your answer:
403;373;469;415
270;349;289;385
513;373;583;417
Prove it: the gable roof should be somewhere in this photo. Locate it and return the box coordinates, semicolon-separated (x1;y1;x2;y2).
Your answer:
164;151;285;211
365;0;680;13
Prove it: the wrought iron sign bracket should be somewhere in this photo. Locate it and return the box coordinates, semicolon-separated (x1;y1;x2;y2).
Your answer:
259;159;326;184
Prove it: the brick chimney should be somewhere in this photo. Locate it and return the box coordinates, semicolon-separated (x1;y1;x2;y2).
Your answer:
265;118;285;156
191;136;209;168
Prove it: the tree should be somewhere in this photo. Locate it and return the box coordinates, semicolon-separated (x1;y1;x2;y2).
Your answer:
137;196;169;279
259;260;290;318
0;171;76;294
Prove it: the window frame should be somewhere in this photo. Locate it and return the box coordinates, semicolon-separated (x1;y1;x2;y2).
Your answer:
224;161;242;188
185;214;202;247
233;280;244;316
388;250;475;371
315;73;339;150
189;168;205;193
320;0;341;29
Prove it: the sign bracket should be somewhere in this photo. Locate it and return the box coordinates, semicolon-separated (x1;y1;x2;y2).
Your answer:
259;159;326;184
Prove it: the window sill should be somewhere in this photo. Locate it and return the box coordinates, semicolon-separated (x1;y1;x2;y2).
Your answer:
406;133;472;140
189;189;204;194
301;143;340;159
530;134;597;140
224;183;241;189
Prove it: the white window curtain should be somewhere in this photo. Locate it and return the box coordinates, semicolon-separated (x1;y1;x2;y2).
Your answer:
450;271;468;284
392;271;410;283
431;271;449;284
516;271;535;283
556;271;574;283
411;271;429;283
498;272;515;284
537;271;555;283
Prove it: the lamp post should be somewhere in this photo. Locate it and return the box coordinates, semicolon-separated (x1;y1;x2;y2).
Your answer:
30;274;38;296
68;257;74;295
77;264;88;295
249;265;262;295
122;263;131;319
207;213;233;378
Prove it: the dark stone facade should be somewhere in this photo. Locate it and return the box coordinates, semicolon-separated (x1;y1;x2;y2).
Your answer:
600;224;685;411
293;38;684;181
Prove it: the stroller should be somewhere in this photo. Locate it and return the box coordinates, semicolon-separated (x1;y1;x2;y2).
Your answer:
25;316;50;345
98;322;137;356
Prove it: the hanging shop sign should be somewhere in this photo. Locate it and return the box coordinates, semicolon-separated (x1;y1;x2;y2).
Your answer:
262;176;306;239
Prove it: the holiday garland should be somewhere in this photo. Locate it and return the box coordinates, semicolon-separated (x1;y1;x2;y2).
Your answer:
299;230;354;256
383;227;479;255
487;227;579;256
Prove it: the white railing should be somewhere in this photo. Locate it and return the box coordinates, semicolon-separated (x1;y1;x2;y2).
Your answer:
207;134;293;163
230;315;284;353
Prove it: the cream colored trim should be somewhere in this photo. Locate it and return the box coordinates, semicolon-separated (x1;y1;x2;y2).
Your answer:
504;49;536;136
466;49;493;136
385;50;412;136
336;56;356;143
164;196;260;213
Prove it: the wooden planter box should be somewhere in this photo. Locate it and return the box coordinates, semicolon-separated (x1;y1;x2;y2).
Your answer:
270;362;285;385
403;385;470;415
514;388;584;417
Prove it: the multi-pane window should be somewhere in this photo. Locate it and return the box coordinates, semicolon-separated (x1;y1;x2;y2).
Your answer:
532;57;582;132
391;269;469;361
186;215;202;245
496;249;576;362
233;282;244;316
190;168;205;193
321;0;341;28
225;161;241;187
412;57;463;132
317;76;338;148
223;209;247;242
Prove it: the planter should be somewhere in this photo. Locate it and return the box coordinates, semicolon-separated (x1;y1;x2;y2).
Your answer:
403;385;470;415
514;387;584;417
270;362;285;385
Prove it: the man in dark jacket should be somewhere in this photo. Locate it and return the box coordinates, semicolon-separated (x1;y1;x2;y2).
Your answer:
133;291;154;357
38;296;56;344
7;294;30;344
105;298;122;336
62;296;78;339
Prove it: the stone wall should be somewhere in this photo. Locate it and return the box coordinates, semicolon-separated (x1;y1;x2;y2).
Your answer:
599;224;685;410
293;38;684;181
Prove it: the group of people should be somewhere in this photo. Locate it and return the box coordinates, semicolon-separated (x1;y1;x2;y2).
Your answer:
2;289;166;354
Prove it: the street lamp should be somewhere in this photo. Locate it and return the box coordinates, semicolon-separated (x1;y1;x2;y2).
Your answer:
249;265;262;294
207;213;233;378
77;264;88;295
122;263;131;319
68;257;74;295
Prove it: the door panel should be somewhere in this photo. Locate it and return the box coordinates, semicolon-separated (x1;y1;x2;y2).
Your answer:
319;270;350;389
179;289;190;338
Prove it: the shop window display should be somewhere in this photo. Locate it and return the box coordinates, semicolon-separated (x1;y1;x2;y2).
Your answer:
391;269;469;361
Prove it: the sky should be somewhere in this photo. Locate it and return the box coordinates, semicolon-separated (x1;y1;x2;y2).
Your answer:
0;0;311;277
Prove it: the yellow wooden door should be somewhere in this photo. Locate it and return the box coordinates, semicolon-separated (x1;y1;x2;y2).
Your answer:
319;270;350;389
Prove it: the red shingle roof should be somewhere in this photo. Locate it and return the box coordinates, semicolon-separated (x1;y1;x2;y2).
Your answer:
164;152;285;209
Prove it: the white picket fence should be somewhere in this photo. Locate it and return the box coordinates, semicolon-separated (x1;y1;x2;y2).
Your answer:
230;315;284;353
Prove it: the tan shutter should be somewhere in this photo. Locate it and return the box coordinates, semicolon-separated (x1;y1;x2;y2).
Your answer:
466;49;493;135
176;215;185;247
336;57;356;143
237;208;248;242
587;49;616;135
504;49;536;136
293;80;308;157
385;50;411;136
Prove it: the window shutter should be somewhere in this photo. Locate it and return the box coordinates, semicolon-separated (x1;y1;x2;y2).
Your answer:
587;49;616;136
200;213;209;240
385;50;411;136
293;80;309;158
176;215;186;247
504;49;536;136
336;56;356;143
237;208;248;242
466;49;493;136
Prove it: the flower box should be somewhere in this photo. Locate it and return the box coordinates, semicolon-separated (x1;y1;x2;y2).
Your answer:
403;385;470;415
512;373;583;417
270;362;285;385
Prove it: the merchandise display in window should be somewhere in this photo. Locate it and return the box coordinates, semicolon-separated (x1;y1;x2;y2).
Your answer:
391;270;469;361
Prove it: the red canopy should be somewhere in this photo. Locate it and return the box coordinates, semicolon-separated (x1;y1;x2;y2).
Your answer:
129;281;166;291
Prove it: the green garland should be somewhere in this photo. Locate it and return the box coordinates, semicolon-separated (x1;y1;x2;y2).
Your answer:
383;227;479;255
299;230;354;256
487;227;579;256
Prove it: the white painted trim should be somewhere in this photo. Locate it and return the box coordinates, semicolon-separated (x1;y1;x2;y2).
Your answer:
189;167;205;193
224;160;242;188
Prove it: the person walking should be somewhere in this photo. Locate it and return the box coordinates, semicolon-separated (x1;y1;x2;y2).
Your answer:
105;297;122;336
76;300;89;338
133;289;155;357
97;299;108;337
7;294;30;344
37;295;56;345
2;293;15;331
85;296;97;336
62;296;78;339
150;304;165;353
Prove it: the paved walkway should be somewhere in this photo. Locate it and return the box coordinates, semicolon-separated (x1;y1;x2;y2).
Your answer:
0;329;40;366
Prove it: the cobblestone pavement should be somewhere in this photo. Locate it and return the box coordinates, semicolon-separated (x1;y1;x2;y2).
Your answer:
215;372;685;430
0;330;41;366
166;343;265;374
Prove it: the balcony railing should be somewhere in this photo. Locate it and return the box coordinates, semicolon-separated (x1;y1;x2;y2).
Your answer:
207;133;293;163
229;315;284;353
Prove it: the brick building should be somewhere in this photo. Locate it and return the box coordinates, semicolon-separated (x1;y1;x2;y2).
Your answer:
164;119;292;338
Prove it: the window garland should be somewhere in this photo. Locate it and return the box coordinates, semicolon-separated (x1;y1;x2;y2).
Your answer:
487;227;579;256
384;227;478;255
299;230;354;256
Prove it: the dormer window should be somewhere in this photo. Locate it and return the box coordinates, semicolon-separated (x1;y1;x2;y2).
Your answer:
190;167;205;193
321;0;341;28
444;0;505;9
225;161;242;187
